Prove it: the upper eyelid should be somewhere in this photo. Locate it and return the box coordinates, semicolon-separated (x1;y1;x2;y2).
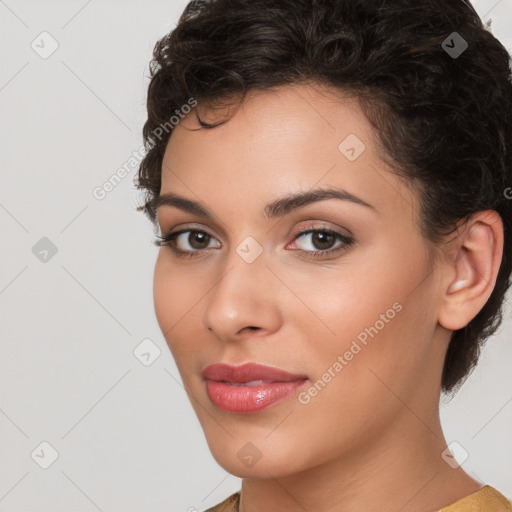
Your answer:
157;205;357;238
160;217;351;235
161;224;217;240
162;223;345;236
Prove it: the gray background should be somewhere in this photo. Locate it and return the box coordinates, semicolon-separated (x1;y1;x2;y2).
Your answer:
0;1;511;510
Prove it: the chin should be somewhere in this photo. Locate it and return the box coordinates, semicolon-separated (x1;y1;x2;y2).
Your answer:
204;431;314;479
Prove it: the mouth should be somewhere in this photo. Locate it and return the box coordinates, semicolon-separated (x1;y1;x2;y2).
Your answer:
202;362;309;414
223;380;268;386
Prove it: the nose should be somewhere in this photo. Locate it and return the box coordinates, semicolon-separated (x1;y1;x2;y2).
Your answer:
203;246;282;341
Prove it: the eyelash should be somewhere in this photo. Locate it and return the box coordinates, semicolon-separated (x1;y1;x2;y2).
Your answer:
154;224;355;260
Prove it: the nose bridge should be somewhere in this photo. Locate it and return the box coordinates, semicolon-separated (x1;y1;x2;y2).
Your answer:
219;231;269;291
203;234;277;336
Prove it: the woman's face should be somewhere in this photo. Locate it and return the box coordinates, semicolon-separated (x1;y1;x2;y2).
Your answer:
153;84;448;478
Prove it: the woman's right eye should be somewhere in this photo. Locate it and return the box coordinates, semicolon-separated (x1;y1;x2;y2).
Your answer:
154;229;221;258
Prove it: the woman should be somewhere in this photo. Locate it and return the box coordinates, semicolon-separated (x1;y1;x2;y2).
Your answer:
136;0;512;510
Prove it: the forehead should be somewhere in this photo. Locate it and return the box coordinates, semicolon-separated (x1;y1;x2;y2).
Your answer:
167;83;373;163
160;83;416;224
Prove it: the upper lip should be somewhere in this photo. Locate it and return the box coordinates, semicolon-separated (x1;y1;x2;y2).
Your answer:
202;363;308;383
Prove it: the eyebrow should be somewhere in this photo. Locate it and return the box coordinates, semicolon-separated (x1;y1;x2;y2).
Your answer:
155;187;377;219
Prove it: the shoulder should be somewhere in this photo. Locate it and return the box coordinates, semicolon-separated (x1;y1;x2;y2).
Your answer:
440;485;512;511
203;491;241;512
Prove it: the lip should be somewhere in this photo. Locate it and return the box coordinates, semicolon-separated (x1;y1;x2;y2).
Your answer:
202;362;308;383
202;363;309;414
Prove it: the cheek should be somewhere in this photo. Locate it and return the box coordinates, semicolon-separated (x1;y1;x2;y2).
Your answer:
153;254;204;360
153;254;177;333
292;243;431;386
284;255;405;352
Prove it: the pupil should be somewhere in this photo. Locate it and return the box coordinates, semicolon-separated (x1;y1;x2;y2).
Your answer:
314;231;334;250
190;232;209;249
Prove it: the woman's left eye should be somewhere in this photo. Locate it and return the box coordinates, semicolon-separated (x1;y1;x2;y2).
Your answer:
154;226;354;259
288;228;354;259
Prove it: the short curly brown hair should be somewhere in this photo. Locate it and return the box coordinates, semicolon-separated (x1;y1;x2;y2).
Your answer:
136;0;512;394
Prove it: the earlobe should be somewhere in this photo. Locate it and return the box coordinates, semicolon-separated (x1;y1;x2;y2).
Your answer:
438;211;503;332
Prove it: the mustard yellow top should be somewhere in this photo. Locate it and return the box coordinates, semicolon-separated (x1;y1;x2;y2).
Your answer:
204;485;512;511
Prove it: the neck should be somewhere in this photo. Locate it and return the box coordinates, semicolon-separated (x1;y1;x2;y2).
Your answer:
238;408;481;512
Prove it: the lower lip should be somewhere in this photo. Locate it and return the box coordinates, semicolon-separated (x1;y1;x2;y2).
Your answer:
205;379;309;413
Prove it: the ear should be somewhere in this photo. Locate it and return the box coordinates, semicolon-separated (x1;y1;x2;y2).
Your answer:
438;210;504;331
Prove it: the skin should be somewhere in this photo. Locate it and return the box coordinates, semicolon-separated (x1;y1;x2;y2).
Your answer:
152;83;503;512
